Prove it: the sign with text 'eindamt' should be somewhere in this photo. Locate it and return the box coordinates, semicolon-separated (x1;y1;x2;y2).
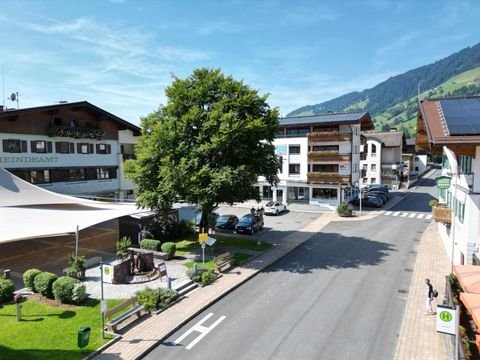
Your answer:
436;176;451;190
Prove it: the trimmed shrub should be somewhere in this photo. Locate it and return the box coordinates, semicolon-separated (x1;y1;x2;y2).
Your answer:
140;239;161;252
0;276;15;304
52;276;80;304
136;288;158;312
157;288;179;309
34;272;58;298
72;283;87;304
161;242;176;258
337;202;353;217
200;270;217;286
23;268;42;292
62;267;78;278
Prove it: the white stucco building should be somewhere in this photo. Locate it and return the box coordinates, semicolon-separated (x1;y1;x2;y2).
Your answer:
257;112;374;209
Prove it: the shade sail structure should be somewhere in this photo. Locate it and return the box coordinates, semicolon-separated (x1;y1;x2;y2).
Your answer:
460;292;480;331
453;265;480;294
0;167;147;243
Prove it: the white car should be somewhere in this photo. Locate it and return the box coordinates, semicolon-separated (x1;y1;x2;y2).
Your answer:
264;201;287;215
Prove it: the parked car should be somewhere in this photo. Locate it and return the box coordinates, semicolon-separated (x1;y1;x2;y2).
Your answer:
195;211;219;229
235;214;264;235
364;191;387;203
350;196;383;208
214;214;239;231
264;201;287;215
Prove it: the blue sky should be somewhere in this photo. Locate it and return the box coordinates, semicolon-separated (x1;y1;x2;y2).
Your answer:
0;0;479;125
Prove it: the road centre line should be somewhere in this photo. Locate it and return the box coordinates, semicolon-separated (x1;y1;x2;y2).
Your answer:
173;313;227;350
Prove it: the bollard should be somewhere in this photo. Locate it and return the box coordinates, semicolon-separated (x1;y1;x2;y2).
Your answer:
193;263;198;276
14;294;22;321
167;277;172;290
3;269;11;279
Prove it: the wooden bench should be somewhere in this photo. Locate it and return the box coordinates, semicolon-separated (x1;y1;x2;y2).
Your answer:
104;297;144;333
213;252;234;273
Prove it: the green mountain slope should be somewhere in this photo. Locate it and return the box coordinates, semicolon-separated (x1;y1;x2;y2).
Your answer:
287;42;480;136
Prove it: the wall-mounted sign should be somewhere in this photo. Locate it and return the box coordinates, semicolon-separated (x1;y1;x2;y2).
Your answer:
436;176;451;190
0;156;60;164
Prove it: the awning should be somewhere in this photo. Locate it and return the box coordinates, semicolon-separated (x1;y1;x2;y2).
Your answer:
460;293;480;331
453;265;480;294
0;167;148;243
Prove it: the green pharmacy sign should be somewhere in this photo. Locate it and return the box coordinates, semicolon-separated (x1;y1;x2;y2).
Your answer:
436;176;451;190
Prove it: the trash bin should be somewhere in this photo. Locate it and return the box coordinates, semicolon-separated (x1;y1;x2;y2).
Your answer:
77;326;91;349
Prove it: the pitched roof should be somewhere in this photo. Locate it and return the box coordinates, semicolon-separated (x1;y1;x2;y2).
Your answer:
363;130;405;147
280;112;374;130
0;101;141;134
419;96;480;145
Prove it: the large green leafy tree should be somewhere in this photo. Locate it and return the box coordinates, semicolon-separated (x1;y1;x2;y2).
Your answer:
125;68;280;232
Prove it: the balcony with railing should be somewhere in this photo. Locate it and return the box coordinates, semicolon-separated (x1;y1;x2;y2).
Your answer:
432;203;452;225
307;131;352;143
307;172;351;185
47;125;106;140
307;151;351;162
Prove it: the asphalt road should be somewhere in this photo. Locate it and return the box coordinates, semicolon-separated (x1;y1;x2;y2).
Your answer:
144;175;438;360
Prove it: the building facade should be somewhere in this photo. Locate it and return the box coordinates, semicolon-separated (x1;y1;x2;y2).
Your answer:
416;96;480;265
0;101;140;201
360;130;405;190
257;112;374;209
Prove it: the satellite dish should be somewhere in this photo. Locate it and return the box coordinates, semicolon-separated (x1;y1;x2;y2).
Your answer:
10;93;16;101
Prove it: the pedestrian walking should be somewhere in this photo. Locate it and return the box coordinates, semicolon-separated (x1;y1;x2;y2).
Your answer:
424;278;434;315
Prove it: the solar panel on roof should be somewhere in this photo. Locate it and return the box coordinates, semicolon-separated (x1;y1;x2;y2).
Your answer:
439;99;480;135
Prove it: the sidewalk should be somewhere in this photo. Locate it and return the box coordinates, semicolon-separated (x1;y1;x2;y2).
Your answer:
394;222;452;360
93;213;336;359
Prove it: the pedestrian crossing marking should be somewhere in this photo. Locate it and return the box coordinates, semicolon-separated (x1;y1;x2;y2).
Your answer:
382;211;431;220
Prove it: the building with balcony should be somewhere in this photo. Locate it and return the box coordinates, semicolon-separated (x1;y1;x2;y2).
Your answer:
0;101;141;201
359;130;405;190
256;112;374;208
416;96;480;265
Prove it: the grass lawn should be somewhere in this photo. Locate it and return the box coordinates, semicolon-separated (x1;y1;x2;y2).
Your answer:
183;253;254;270
175;233;273;256
0;297;122;360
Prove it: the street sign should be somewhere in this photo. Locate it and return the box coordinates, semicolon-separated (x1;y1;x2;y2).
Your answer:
201;243;206;249
206;236;216;246
436;305;457;335
436;176;451;190
198;233;208;244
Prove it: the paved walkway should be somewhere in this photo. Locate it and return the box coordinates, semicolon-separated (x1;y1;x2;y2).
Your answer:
394;222;452;360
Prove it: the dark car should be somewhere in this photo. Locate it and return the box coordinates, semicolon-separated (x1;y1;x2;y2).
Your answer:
350;196;383;208
214;214;239;231
364;191;387;203
235;214;264;235
195;211;219;229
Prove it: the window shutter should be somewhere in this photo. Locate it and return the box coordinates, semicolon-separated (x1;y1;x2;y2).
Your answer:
55;142;60;153
96;144;100;153
47;142;53;153
31;141;37;152
77;143;82;153
107;144;111;154
89;144;94;154
69;143;75;154
3;140;8;152
21;140;28;152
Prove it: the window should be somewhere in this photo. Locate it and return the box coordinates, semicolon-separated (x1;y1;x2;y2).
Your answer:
289;145;301;154
53;117;63;126
276;129;285;137
312;164;337;172
31;140;52;153
96;143;111;154
313;127;337;132
65;168;86;182
312;145;338;151
371;164;377;171
56;142;75;154
286;128;309;136
289;164;300;175
312;188;337;199
278;156;283;174
77;143;94;154
371;144;377;156
97;168;116;179
2;139;26;153
362;164;368;171
30;170;51;184
459;155;472;174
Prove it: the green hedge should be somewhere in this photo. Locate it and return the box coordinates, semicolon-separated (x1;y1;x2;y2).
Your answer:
140;239;161;251
34;272;58;298
157;288;179;309
22;268;42;292
52;276;81;304
136;288;157;312
161;242;176;258
0;277;15;304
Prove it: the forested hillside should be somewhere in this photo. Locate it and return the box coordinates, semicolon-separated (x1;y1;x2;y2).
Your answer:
287;42;480;137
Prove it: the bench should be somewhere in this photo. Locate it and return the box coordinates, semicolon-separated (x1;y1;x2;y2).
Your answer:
104;297;144;333
213;252;234;273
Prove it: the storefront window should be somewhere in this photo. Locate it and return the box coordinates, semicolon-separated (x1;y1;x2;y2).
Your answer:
312;188;338;200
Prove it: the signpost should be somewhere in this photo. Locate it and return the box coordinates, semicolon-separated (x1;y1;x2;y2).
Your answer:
436;304;459;360
158;262;168;281
199;233;208;264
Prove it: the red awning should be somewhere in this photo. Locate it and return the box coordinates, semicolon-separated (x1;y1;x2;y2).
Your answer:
454;265;480;294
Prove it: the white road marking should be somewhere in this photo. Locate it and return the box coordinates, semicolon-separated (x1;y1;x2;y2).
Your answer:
408;213;416;218
426;214;432;220
400;213;408;217
173;313;227;350
392;212;401;217
385;211;393;215
417;213;425;219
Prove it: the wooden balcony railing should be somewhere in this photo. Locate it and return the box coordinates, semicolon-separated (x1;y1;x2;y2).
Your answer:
308;131;352;142
308;151;351;162
307;172;351;184
432;203;452;225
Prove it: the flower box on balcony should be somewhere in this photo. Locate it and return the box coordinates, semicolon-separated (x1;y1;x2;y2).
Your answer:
432;203;452;225
47;125;105;140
